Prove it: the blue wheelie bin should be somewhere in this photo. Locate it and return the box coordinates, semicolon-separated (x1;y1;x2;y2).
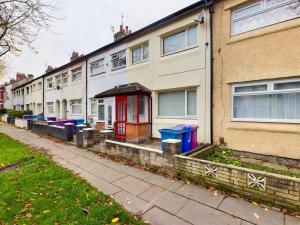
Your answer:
176;125;193;153
159;127;185;152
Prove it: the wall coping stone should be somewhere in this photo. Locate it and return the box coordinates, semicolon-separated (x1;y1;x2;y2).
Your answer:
83;128;94;131
175;155;300;183
162;139;181;144
105;140;163;154
100;130;114;133
76;124;87;127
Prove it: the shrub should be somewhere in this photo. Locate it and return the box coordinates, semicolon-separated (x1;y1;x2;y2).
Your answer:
7;109;33;118
0;108;7;115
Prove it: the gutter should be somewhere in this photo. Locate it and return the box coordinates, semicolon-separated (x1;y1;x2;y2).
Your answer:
85;58;88;123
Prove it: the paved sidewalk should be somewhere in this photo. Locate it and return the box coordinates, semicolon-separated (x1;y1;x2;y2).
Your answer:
0;123;299;225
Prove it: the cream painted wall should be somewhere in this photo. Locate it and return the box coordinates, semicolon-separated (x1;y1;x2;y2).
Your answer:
24;77;43;114
127;9;212;143
44;60;87;121
213;0;300;159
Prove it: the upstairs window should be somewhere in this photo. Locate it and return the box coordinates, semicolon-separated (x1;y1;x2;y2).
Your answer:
62;73;68;85
232;79;300;122
55;75;61;86
111;50;126;70
90;58;105;76
132;43;149;64
47;78;53;89
232;0;300;35
32;84;36;92
37;82;42;90
26;87;30;95
71;67;82;82
163;25;198;55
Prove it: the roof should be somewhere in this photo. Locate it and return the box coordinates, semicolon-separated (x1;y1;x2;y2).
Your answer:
94;83;151;98
13;0;212;89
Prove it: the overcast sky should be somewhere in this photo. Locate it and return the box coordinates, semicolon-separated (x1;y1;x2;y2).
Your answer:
2;0;198;82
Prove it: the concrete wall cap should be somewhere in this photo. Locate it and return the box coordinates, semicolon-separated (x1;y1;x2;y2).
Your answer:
76;124;87;127
100;130;114;133
64;123;74;125
162;139;181;144
83;128;94;131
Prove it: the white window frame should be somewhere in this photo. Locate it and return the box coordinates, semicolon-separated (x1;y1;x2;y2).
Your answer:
62;73;69;85
55;75;61;86
71;67;82;82
70;99;82;115
90;98;97;115
132;43;149;65
162;25;198;56
90;58;105;76
111;49;126;70
231;0;300;36
158;89;197;118
47;102;54;114
231;78;300;123
37;82;42;90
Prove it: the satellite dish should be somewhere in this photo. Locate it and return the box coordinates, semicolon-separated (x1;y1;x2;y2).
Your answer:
195;9;205;24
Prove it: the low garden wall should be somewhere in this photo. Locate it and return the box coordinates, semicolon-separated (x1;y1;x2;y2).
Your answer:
32;122;74;141
15;118;27;129
174;155;300;211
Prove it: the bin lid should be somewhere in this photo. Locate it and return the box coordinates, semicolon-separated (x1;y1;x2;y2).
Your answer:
176;125;193;132
159;126;185;134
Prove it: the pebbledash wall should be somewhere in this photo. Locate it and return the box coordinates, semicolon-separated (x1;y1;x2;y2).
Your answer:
174;155;300;211
212;0;300;159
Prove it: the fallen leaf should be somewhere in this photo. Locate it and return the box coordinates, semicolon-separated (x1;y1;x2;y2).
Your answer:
26;213;32;218
264;208;269;212
254;212;259;220
112;217;119;223
252;201;259;206
43;210;50;214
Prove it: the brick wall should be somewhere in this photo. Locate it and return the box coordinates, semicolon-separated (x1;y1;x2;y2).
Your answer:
126;123;150;143
174;155;300;211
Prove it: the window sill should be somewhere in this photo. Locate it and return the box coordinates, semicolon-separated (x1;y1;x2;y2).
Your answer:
131;59;149;66
231;118;300;124
90;72;106;77
156;116;197;120
161;45;199;58
111;66;126;72
71;114;83;116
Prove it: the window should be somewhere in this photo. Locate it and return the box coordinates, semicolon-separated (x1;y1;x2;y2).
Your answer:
47;78;53;89
62;73;68;85
132;43;149;64
55;75;61;86
71;67;82;82
158;89;197;117
37;82;42;90
111;50;126;69
107;105;113;126
47;102;54;114
32;84;36;92
90;58;105;75
90;98;97;115
127;96;137;122
26;104;30;110
232;79;300;122
98;104;105;121
70;99;82;114
232;0;300;35
37;103;42;113
139;96;149;122
163;26;198;55
26;87;30;95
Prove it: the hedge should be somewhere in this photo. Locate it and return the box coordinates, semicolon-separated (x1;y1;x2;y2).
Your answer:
7;109;33;118
0;108;7;115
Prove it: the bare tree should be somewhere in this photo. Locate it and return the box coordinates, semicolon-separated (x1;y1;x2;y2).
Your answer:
0;0;57;57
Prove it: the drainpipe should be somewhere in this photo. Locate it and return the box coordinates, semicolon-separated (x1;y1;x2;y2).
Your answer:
150;96;153;138
209;3;214;145
42;76;45;116
85;58;88;123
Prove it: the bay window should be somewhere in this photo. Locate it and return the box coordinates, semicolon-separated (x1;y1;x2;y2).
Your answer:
232;79;300;122
70;99;82;115
158;89;197;117
163;25;198;55
232;0;300;35
132;43;149;64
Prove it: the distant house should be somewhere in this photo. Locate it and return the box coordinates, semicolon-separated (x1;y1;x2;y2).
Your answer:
24;77;44;114
43;52;87;120
11;73;29;110
212;0;300;159
0;85;4;109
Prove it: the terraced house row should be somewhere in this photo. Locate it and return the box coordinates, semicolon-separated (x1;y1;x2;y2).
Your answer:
2;0;300;160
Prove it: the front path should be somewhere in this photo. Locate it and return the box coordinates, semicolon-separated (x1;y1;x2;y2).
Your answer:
0;123;298;225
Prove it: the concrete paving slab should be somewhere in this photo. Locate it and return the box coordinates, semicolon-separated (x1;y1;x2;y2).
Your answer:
152;190;189;214
113;176;152;195
219;197;284;225
175;184;225;208
241;221;255;225
177;200;241;225
145;173;183;191
285;215;300;225
138;186;166;203
114;191;152;215
86;164;127;182
123;167;153;180
98;158;131;171
68;156;93;166
143;207;191;225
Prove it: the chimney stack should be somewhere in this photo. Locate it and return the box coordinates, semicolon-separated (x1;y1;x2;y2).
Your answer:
70;51;83;62
46;65;55;73
16;73;27;81
113;24;131;41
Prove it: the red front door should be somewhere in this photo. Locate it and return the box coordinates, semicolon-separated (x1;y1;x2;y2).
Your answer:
115;96;127;139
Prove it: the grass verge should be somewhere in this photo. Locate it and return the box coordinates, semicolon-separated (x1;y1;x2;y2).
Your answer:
0;133;144;225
